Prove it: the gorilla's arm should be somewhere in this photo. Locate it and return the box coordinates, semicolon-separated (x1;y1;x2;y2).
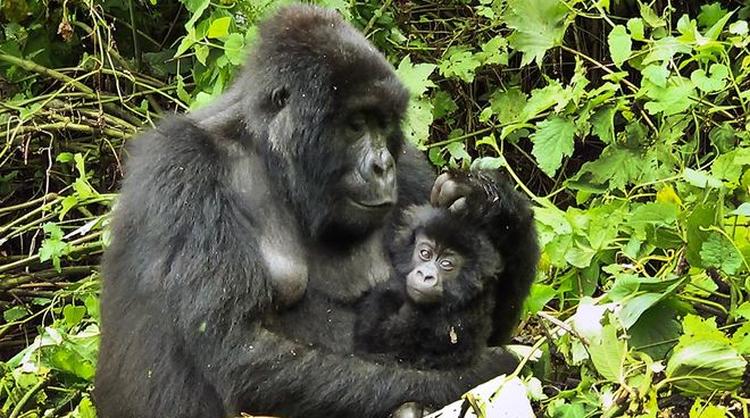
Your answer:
431;171;539;344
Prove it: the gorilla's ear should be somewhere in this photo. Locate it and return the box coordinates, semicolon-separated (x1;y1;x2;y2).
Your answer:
271;87;289;110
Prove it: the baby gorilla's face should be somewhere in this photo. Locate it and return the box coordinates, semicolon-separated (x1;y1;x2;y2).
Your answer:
405;233;463;305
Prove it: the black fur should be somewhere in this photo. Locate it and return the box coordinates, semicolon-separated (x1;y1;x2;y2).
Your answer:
94;5;535;418
355;205;503;369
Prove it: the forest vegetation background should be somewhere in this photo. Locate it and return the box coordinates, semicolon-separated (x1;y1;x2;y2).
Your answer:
0;0;749;416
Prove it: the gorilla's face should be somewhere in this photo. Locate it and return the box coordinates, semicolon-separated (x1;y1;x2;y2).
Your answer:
334;109;401;232
246;7;409;241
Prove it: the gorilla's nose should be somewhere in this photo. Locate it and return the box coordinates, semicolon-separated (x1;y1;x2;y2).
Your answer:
370;148;395;179
361;148;396;195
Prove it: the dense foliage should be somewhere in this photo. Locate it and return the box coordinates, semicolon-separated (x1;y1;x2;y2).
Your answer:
0;0;749;416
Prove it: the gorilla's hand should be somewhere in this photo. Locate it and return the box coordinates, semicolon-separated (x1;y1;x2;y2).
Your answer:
430;172;474;214
392;401;427;418
430;170;503;219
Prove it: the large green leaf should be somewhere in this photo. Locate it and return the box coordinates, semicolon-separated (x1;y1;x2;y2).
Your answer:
607;25;631;67
531;116;576;177
506;0;570;66
666;341;746;395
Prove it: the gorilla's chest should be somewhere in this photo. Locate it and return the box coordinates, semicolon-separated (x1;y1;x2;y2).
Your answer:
269;237;391;353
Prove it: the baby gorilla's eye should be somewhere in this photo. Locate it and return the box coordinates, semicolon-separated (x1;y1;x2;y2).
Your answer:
439;259;454;271
419;249;432;261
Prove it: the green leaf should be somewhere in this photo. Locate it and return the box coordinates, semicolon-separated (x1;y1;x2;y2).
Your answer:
519;81;568;123
565;243;596;268
4;306;29;322
627;18;645;40
524;283;556;315
506;0;570;66
71;396;97;418
589;106;616;144
689;400;727;418
643;77;695;116
471;156;506;171
403;98;434;148
575;146;646;191
666;340;746;396
700;233;743;275
607;25;631;67
678;314;731;349
194;44;209;65
477;36;508;66
708;123;737;153
643;37;691;65
732;322;750;355
690;64;728;93
686;204;716;267
697;3;728;28
56;152;74;163
684;168;723;189
432;90;458;119
629;303;680;360
705;10;734;40
531;116;576;177
588;324;626;381
730;21;748;36
183;0;210;32
731;202;750;216
639;2;666;28
438;47;482;83
629;201;679;228
63;305;86;328
736;302;750;320
641;64;669;88
395;55;436;97
446;141;471;164
207;16;232;39
223;33;245;65
489;87;527;124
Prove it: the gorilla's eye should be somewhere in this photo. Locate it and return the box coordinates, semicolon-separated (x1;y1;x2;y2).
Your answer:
439;259;455;271
271;87;288;110
347;114;367;134
419;249;432;261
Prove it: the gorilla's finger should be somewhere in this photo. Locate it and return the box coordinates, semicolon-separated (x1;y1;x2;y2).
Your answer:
448;197;468;213
430;172;452;206
436;180;471;208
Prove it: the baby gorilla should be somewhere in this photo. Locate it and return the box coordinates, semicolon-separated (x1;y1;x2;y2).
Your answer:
354;204;504;369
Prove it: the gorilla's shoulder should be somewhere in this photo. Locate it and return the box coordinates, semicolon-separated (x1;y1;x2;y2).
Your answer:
128;116;224;162
122;116;229;185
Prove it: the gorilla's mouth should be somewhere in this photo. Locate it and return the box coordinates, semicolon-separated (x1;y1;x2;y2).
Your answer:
347;198;394;210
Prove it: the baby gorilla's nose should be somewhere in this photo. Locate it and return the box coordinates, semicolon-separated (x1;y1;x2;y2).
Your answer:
420;271;438;286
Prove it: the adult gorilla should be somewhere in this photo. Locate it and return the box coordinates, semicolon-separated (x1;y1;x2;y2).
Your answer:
94;5;537;418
